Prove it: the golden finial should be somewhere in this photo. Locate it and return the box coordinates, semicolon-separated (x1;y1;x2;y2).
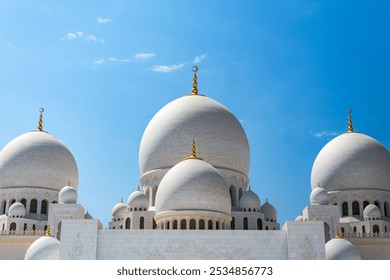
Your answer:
347;109;354;132
44;225;52;237
68;181;71;187
137;185;140;191
185;139;203;160
191;66;198;95
120;197;124;203
317;182;321;188
335;226;340;238
37;108;44;131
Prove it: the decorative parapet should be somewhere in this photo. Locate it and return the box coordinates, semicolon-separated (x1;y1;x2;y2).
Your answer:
340;232;390;238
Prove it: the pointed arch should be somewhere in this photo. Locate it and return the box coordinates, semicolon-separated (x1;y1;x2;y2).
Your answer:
140;217;144;229
125;218;130;229
231;217;235;230
243;217;248;230
352;201;360;216
257;218;262;230
41;200;48;214
342;202;348;216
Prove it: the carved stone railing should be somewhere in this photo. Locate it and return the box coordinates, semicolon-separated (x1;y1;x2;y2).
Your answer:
0;230;46;236
340;232;390;238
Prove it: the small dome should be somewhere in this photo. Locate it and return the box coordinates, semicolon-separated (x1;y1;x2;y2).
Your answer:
25;236;60;260
84;211;94;220
127;191;148;209
111;201;127;217
155;158;231;216
295;215;304;221
363;204;381;220
325;238;361;260
59;185;78;204
311;132;390;192
239;189;260;210
310;186;330;205
8;202;26;218
0;214;8;219
260;200;277;222
0;131;78;191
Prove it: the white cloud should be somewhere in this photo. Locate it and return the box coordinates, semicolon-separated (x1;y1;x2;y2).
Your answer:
75;31;83;37
151;63;186;73
94;57;132;64
313;131;339;138
97;18;112;24
64;32;78;40
193;54;208;64
86;35;98;42
134;53;156;60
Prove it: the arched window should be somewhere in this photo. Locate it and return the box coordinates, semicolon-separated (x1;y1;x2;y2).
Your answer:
216;221;220;230
190;219;196;230
231;217;235;230
30;199;37;214
32;224;36;231
342;202;348;216
239;188;243;200
362;225;366;234
140;217;144;229
166;221;170;230
199;219;205;230
180;219;186;230
153;219;157;229
125;218;130;229
41;200;48;214
341;227;345;234
374;201;381;210
266;226;268;230
243;217;248;230
0;199;5;215
20;199;27;209
353;226;356;232
52;200;58;204
24;223;27;231
10;222;16;231
384;202;390;217
208;220;213;230
230;186;236;207
10;199;16;205
257;218;262;230
373;225;380;234
363;200;369;209
352;201;360;216
173;220;178;230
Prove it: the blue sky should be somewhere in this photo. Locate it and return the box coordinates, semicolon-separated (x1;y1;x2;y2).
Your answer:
0;1;389;227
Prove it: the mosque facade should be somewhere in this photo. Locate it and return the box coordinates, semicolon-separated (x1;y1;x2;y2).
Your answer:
0;68;390;260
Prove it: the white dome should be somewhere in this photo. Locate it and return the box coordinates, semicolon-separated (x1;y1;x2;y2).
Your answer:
155;158;231;216
111;201;127;217
59;186;77;204
363;204;381;220
325;238;361;260
295;215;304;221
139;95;250;178
24;236;60;260
311;132;390;192
127;191;148;209
8;202;26;217
310;187;330;205
260;200;277;222
0;131;78;191
240;190;260;210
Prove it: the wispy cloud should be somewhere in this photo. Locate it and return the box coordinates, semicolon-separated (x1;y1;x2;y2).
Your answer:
313;131;339;138
97;18;112;24
62;31;102;43
134;53;156;61
193;54;207;64
151;63;186;73
94;57;132;64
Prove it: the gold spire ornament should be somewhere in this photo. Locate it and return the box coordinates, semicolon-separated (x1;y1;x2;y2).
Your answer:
191;66;198;95
347;109;354;133
335;226;340;238
44;225;52;237
185;139;203;160
37;108;44;131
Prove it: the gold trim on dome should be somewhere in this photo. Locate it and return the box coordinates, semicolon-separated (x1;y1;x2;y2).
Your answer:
184;139;203;160
347;109;354;133
37;108;44;131
335;226;340;238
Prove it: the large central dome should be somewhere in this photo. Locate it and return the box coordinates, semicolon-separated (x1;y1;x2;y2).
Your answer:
139;94;250;177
